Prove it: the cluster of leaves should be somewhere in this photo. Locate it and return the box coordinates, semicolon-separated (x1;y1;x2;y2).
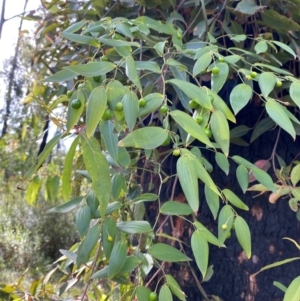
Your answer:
4;0;300;300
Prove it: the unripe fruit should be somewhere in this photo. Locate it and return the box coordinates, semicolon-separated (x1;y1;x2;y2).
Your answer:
101;55;108;61
149;292;157;301
115;102;123;111
107;235;113;242
93;76;101;82
219;57;225;63
71;99;82;109
276;81;282;87
250;71;257;78
160;105;168;114
246;75;252;80
204;128;212;138
102;108;113;121
78;83;84;89
161;135;171;146
139;98;146;107
173;149;180;156
226;231;231;238
196;115;203;124
212;67;220;75
67;90;73;98
221;224;227;231
189;99;199;109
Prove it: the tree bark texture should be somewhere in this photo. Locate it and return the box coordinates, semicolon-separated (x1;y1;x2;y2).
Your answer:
143;103;300;301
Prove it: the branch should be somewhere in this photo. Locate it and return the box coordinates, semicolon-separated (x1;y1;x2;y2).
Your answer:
0;0;6;39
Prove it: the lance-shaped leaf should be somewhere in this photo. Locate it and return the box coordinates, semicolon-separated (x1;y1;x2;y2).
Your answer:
44;176;59;201
148;243;191;262
159;284;173;301
122;90;139;131
44;69;77;82
191;230;209;278
234;216;251;258
81;135;111;218
67;90;85;132
291;164;300;186
194;221;224;247
230;83;253;115
283;276;300;301
118;127;168;149
215;152;230;175
47;196;83;213
66;62;116;77
258;72;276;97
266;98;295;139
290;81;300;108
218;205;234;243
236;165;249;193
108;241;127;279
136;286;152;301
116;221;152;234
250;117;275;143
222;189;249;210
62;136;79;201
210;110;230;156
167;79;212;109
165;275;186;301
160;201;193;216
25;175;42;205
211;62;229;93
86;86;107;137
137;93;164;117
100;120;118;162
193;52;212;76
76;205;91;238
61;32;100;47
177;155;199;213
125;56;142;90
170;110;213;147
204;185;219;220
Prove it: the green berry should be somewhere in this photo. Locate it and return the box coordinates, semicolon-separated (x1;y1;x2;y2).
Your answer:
71;99;82;109
107;236;113;242
93;76;101;82
221;224;227;231
226;231;231;238
102;108;112;121
250;71;257;78
161;135;171;146
276;81;282;87
160;105;168;114
189;99;199;109
115;102;123;111
195;116;203;124
219;57;225;63
149;292;157;301
78;83;84;89
246;75;252;81
212;67;220;75
101;55;108;61
139;98;146;107
173;149;180;156
204;128;212;138
66;90;73;98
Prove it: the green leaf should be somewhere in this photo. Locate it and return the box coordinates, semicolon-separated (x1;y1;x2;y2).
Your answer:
86;191;99;217
230;125;250;138
47;196;83;213
251;167;276;193
254;63;293;76
236;165;249;193
204;185;219;220
114;45;132;57
24;133;63;180
235;0;261;15
165;275;186;301
234;216;251;258
66;91;85;132
76;205;91;237
194;45;218;59
210;110;230;156
125;56;142;90
62;136;79;201
116;221;152;234
215;152;230;175
291;164;300;186
108;241;127;279
159;284;173;301
191;230;209;278
119;256;140;274
100;120;119;162
25;175;42;205
211;62;229;93
137;93;164;117
99;37;140;47
135;61;161;74
194;221;224;247
44;69;77;82
118;127;168;149
63;21;85;33
133;193;158;203
254;40;268;54
111;173;126;200
250;117;275;143
46;175;60;202
193;52;212;76
86;86;107;138
160;201;193;216
76;224;101;267
91;266;109;279
148;243;191;262
136;286;152;301
230;83;253;115
167;79;213;109
273;281;287;293
177;155;199;213
266;98;295;139
61;32;100;47
258;72;276;97
170;110;213;147
81;135;111;218
122;90;139;131
290;81;300;108
154;41;166;56
102;217;117;260
222;189;249;210
272;41;296;58
218;205;234;243
66;62;116;77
